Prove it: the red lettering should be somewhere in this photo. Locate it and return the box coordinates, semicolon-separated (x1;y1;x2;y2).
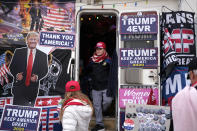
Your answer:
163;28;194;54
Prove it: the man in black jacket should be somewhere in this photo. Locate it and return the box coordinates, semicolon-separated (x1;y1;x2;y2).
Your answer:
87;42;113;131
9;32;48;106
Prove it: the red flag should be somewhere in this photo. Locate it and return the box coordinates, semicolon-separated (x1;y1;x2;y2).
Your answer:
147;88;156;105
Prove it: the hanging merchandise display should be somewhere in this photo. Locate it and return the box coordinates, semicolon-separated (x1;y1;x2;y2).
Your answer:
161;11;196;106
0;1;76;130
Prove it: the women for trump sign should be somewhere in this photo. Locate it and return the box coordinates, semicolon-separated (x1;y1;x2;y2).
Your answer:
119;86;159;108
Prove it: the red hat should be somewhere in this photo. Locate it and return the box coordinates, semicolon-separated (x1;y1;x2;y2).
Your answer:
95;42;106;49
65;81;80;92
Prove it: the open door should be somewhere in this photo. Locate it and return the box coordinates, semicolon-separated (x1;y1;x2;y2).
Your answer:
76;9;118;130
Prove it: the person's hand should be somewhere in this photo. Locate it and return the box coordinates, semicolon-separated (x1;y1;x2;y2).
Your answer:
16;72;23;81
31;74;38;82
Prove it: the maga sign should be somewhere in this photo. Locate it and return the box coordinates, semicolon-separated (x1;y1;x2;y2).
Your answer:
0;105;41;131
120;15;158;34
162;66;191;106
120;48;158;68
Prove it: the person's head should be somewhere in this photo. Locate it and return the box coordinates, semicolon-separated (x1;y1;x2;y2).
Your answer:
59;81;93;121
187;58;197;84
26;32;39;49
65;80;81;98
95;42;106;56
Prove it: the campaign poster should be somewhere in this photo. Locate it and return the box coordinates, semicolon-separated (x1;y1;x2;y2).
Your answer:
162;66;190;106
0;1;75;130
0;1;75;99
161;11;196;106
161;11;196;70
120;14;158;34
120;48;158;68
119;86;159;108
0;105;41;131
0;96;63;131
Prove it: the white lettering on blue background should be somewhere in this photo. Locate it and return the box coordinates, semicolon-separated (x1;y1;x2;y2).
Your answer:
121;17;156;25
121;49;156;57
165;73;191;95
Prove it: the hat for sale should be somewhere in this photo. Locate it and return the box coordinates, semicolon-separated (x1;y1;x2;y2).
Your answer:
95;42;106;49
187;58;197;79
65;81;80;92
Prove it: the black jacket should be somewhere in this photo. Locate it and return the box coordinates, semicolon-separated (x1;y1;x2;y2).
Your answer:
9;47;48;106
87;58;111;91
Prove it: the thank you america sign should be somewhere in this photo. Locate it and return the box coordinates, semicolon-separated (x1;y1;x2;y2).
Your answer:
0;105;41;131
120;14;158;34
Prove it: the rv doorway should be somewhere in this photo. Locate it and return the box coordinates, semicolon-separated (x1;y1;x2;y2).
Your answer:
79;12;117;128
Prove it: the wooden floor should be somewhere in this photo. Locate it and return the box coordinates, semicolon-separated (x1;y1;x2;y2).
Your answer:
89;117;116;131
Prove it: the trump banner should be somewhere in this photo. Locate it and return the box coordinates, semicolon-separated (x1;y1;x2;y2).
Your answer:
162;66;190;106
161;11;196;106
120;14;158;34
0;105;41;131
119;86;159;108
120;48;158;68
0;96;63;131
0;1;76;130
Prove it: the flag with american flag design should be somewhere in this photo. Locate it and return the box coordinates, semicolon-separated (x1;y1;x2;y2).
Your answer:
41;3;75;33
35;96;62;131
161;11;196;106
0;53;10;86
161;11;196;68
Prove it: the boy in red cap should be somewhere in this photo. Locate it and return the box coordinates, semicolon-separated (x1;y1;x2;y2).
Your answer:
59;80;93;131
86;42;113;131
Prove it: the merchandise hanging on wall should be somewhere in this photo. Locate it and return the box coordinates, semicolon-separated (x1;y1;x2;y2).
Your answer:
161;11;196;106
0;1;76;130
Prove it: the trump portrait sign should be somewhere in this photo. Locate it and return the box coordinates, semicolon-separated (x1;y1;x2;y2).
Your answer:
0;105;41;131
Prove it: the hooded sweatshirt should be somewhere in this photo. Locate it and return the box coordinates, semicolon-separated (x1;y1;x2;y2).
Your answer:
62;98;92;131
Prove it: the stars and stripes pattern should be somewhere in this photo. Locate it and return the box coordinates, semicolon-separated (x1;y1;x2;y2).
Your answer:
40;108;60;131
161;11;196;106
164;28;175;54
0;97;12;108
42;6;72;32
35;96;62;131
170;29;194;53
0;53;10;86
0;96;63;131
162;28;178;70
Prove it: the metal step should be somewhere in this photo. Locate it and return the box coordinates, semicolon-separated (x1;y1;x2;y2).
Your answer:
89;117;116;131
